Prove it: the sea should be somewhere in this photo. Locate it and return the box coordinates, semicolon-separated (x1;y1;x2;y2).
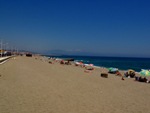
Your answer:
47;55;150;72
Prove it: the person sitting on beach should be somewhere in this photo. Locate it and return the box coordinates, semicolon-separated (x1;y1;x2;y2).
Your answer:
65;61;71;65
124;72;129;77
60;60;64;64
135;76;139;81
116;71;124;80
116;71;121;76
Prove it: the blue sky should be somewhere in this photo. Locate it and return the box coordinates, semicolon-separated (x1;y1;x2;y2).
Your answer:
0;0;150;57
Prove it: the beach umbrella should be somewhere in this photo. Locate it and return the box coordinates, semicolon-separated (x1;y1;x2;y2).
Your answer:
108;67;118;73
140;70;150;77
127;69;135;74
127;69;135;78
128;69;135;73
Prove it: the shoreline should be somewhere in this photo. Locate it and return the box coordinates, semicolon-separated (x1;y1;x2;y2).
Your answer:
47;56;143;73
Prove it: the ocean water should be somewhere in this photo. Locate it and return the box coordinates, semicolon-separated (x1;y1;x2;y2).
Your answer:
47;55;150;72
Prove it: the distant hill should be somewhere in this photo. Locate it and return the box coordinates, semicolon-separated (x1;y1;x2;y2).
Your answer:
18;50;39;54
43;49;99;56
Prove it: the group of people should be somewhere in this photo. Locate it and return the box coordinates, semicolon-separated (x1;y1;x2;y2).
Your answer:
124;70;150;83
111;70;150;83
135;76;150;83
48;58;150;83
60;60;71;65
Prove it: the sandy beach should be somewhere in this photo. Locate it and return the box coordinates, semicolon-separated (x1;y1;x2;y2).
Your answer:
0;56;150;113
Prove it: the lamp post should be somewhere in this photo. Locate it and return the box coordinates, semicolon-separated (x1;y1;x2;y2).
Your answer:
4;43;8;56
1;40;2;57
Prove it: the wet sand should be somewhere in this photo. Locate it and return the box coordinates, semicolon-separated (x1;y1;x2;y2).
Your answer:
0;56;150;113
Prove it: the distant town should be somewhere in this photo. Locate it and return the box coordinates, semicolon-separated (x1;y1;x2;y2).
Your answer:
0;40;35;57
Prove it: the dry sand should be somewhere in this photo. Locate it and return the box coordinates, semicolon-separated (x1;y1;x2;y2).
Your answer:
0;56;150;113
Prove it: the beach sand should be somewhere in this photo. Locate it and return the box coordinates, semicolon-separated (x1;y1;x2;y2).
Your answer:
0;56;150;113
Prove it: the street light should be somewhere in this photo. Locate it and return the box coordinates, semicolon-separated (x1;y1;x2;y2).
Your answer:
1;40;3;57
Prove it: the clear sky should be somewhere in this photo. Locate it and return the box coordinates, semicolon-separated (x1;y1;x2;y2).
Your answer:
0;0;150;57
